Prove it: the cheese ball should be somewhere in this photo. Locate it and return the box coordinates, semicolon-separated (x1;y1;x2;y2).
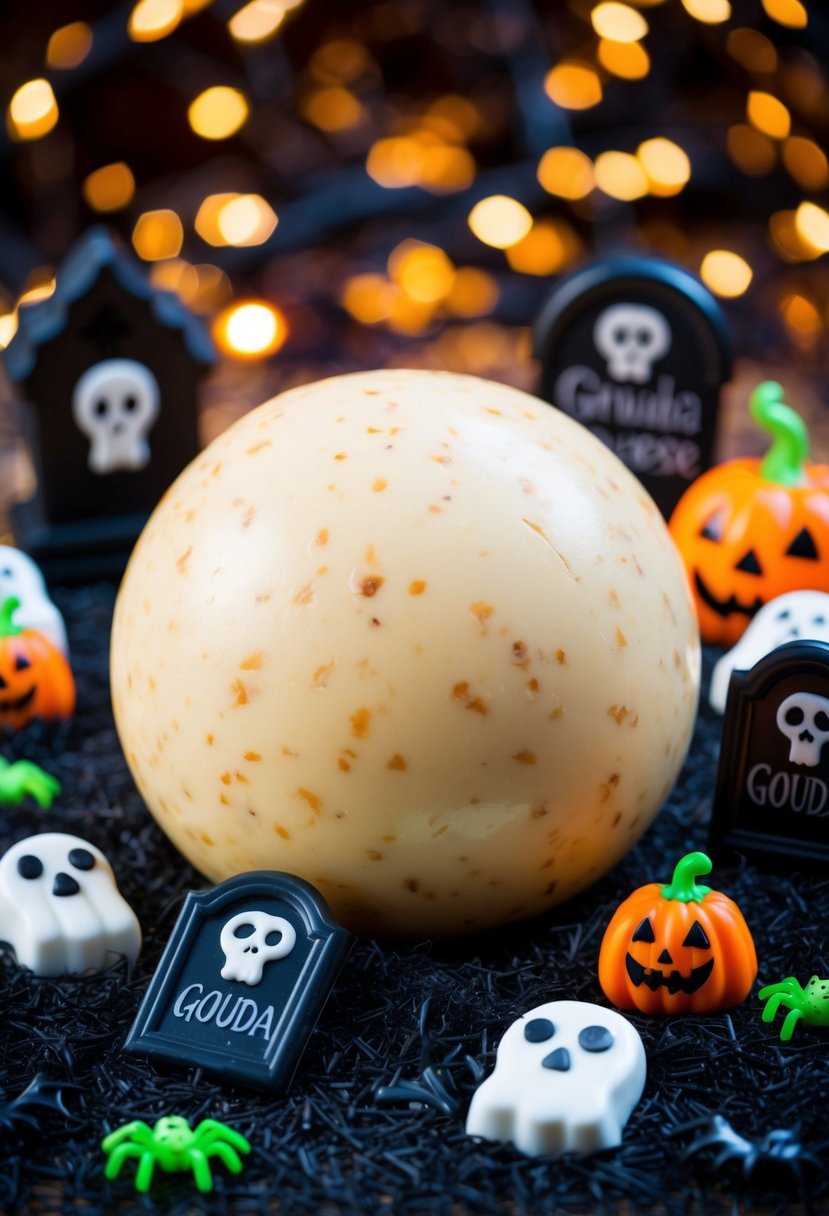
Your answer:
111;369;700;937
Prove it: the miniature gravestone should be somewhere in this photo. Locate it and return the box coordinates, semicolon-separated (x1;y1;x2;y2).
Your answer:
533;257;732;517
2;227;215;583
125;872;354;1091
710;639;829;867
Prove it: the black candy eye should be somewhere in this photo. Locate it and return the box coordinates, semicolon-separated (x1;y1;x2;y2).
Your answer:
632;917;655;943
578;1025;614;1053
17;855;43;880
735;550;763;575
785;706;805;727
816;712;829;732
68;848;95;871
14;655;31;672
699;510;726;542
682;921;710;949
233;922;256;939
786;528;819;561
524;1017;555;1043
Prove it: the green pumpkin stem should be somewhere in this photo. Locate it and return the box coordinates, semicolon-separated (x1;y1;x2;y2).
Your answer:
749;381;810;487
660;851;713;903
0;597;23;638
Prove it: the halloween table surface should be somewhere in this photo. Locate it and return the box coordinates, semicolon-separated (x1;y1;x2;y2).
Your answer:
1;587;827;1216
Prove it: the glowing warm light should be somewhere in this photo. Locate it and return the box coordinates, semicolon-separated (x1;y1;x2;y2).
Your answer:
783;138;829;192
366;133;474;193
188;264;232;313
537;147;594;199
7;79;59;141
0;312;19;350
150;259;199;302
128;0;184;42
727;124;776;176
388;241;455;304
762;0;807;28
188;87;249;140
597;39;650;79
47;22;93;68
446;267;499;317
727;28;777;73
309;38;373;84
18;272;56;307
768;211;817;262
82;162;135;212
367;137;422;187
132;209;184;261
795;202;829;254
544;63;602;111
594;151;648;201
637;138;690;196
301;87;365;132
781;293;821;341
387;294;434;336
214;301;287;359
427;96;480;141
591;3;648;42
747;91;791;140
699;250;753;298
419;144;475;192
229;0;288;43
217;195;278;246
468;195;533;249
680;0;731;22
342;274;396;324
506;222;567;275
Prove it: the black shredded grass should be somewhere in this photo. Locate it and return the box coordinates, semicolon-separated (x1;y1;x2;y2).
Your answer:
1;584;828;1215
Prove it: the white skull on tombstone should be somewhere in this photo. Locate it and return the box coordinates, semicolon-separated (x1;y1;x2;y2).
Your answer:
776;692;829;767
72;358;160;475
593;303;671;384
220;910;297;986
465;1000;646;1156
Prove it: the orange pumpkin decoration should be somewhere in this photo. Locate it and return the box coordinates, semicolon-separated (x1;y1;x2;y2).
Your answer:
598;851;757;1015
0;596;75;731
669;382;829;647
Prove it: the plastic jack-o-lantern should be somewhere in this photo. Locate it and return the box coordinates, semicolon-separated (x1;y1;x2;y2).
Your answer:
0;596;75;731
669;382;829;647
598;851;757;1015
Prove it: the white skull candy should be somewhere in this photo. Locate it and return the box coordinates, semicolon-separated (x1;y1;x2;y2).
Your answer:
0;545;68;655
593;304;671;384
465;1000;646;1156
72;358;160;475
710;591;829;714
0;832;141;976
777;692;829;767
220;910;296;986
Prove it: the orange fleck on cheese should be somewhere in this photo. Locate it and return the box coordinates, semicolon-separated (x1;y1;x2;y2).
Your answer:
316;528;329;545
372;478;388;492
359;576;384;597
240;652;263;671
297;787;322;813
615;627;628;648
351;707;371;738
274;824;291;839
334;452;347;461
206;733;214;746
219;793;229;806
387;753;407;770
176;546;192;574
232;678;248;706
408;579;427;595
220;772;232;785
513;749;537;765
555;649;567;665
313;661;337;687
469;601;494;630
451;681;488;715
244;751;261;761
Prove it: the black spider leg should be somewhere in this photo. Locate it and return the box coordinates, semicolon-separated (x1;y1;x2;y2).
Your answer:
8;1074;82;1120
669;1113;753;1162
374;999;462;1115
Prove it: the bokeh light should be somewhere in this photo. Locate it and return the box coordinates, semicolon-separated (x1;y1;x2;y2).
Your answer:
544;63;603;110
762;0;807;28
699;250;753;297
214;301;288;358
47;22;93;68
537;147;594;199
188;87;249;140
747;91;791;140
132;209;184;261
637;138;691;196
795;202;829;254
594;151;649;201
83;163;136;212
7;80;59;141
681;0;731;23
128;0;184;42
591;3;648;42
468;196;533;249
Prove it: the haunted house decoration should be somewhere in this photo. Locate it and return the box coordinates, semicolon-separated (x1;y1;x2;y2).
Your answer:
710;639;829;869
533;257;732;518
3;227;215;583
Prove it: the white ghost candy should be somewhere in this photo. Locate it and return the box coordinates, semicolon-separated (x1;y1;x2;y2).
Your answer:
0;546;68;656
465;1000;646;1157
710;591;829;714
0;832;141;976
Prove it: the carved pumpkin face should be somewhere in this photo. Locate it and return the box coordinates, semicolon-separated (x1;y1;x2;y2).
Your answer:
669;461;829;647
598;852;757;1015
0;597;75;731
669;381;829;647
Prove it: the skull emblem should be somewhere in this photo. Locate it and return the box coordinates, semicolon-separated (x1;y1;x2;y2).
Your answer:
465;1000;646;1156
593;304;671;384
777;692;829;767
220;910;296;986
72;358;160;475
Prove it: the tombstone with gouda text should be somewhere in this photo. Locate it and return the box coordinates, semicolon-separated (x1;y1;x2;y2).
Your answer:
533;256;731;518
710;639;829;869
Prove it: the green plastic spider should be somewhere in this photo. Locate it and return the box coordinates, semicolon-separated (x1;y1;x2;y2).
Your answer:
101;1115;251;1193
758;975;829;1042
0;757;60;808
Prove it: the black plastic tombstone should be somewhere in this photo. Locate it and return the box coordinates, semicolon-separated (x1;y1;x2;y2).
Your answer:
710;639;829;868
2;227;216;584
125;872;354;1091
533;256;732;518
